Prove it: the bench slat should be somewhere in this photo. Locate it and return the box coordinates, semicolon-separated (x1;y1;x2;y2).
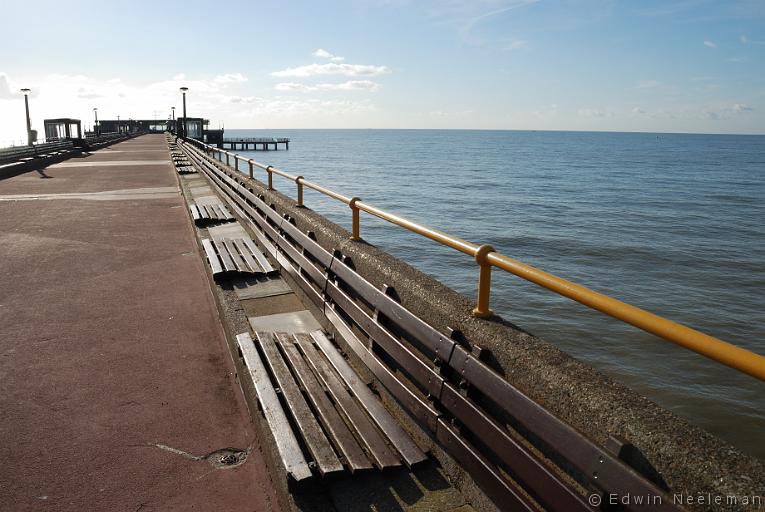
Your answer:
257;332;344;476
295;334;400;469
278;335;372;473
200;239;222;275
310;330;427;468
236;333;312;482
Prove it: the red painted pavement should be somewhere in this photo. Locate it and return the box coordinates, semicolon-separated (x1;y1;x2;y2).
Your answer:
0;135;280;511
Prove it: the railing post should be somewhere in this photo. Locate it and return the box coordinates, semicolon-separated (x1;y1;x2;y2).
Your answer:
234;154;239;173
248;159;254;178
295;176;304;207
472;244;496;318
349;197;361;241
266;166;273;190
225;152;230;167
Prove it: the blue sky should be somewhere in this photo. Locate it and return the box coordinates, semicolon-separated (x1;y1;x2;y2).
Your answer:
1;0;764;142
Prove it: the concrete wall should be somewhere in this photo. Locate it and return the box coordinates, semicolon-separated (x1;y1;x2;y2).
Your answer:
201;148;764;511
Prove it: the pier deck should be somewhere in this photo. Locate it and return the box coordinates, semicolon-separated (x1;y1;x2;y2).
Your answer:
0;135;279;511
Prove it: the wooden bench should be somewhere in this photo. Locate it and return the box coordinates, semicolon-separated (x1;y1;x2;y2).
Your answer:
201;237;275;278
188;202;234;226
236;330;427;481
0;140;75;165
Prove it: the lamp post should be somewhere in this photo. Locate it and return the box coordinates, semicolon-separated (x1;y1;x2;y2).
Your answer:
20;88;32;146
93;108;99;136
117;115;120;134
180;87;188;138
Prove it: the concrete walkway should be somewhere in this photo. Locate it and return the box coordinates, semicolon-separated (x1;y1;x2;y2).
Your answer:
0;135;280;511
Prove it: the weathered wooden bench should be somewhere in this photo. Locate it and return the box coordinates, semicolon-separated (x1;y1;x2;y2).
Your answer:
0;140;75;165
236;330;427;481
201;237;275;278
188;202;234;226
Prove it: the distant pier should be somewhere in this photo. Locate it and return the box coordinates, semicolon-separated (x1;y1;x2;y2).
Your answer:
220;137;289;151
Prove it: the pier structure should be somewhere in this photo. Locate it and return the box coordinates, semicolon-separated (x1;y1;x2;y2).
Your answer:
1;131;764;512
220;137;289;151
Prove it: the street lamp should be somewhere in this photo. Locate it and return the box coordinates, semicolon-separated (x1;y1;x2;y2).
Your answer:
180;87;188;138
20;88;32;146
117;115;120;134
93;108;99;136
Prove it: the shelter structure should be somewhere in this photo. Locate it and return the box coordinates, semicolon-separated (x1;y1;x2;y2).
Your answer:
43;118;82;141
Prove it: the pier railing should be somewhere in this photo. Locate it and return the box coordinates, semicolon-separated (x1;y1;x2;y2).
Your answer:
186;138;765;381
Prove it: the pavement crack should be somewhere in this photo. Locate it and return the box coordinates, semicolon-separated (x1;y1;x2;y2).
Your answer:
148;442;252;470
153;443;202;461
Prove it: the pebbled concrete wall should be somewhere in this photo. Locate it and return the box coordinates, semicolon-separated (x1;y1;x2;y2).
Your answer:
199;146;765;512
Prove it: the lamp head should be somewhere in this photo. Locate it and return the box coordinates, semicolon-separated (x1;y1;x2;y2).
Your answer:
20;88;30;96
180;87;188;93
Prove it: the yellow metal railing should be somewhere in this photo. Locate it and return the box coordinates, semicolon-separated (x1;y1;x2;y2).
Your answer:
189;139;765;382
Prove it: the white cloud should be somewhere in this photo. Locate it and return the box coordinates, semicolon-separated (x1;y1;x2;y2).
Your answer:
312;49;345;62
0;71;386;143
577;107;611;118
429;109;474;117
503;39;529;51
235;98;376;117
0;73;16;99
703;40;717;48
739;34;765;45
732;103;753;113
214;73;248;84
272;62;390;78
173;73;186;80
275;80;381;92
636;79;663;89
632;107;647;115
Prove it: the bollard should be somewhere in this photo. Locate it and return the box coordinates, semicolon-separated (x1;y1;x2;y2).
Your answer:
472;244;496;317
349;197;361;240
234;154;239;172
248;160;254;178
266;166;273;190
295;176;304;207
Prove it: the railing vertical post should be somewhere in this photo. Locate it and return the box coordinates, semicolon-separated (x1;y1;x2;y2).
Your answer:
296;176;304;207
248;159;254;178
349;197;361;240
225;152;230;167
234;154;239;173
266;166;273;190
472;244;495;318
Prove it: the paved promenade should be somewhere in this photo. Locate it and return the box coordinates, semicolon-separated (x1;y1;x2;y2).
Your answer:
0;135;279;511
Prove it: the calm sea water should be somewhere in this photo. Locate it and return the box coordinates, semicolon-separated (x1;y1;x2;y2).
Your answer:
226;129;765;458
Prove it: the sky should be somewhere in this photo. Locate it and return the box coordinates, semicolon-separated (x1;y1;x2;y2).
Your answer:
1;0;764;143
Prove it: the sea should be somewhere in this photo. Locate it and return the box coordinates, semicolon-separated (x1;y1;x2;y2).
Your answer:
225;128;765;458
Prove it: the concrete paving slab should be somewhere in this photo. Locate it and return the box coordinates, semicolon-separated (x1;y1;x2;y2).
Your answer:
249;310;322;334
50;160;170;168
208;222;249;241
234;275;293;300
